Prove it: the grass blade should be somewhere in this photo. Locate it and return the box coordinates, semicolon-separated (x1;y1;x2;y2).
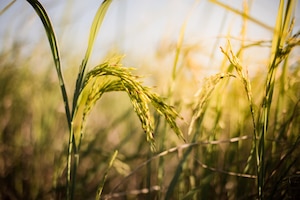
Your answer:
96;150;118;200
0;0;16;15
72;0;113;116
26;0;71;128
209;0;273;31
68;1;112;198
257;0;296;198
25;0;75;199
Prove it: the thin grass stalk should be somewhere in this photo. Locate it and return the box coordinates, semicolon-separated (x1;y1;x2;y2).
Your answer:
209;0;273;31
208;10;228;68
68;2;113;199
160;3;199;198
26;0;71;129
25;0;74;198
156;114;165;200
25;1;73;196
257;1;296;198
166;73;233;199
96;150;118;200
272;58;288;153
72;0;113;118
168;0;199;97
27;0;114;199
0;0;16;15
220;42;257;178
146;150;154;200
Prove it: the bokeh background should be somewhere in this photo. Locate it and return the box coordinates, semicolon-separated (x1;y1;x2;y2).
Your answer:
1;0;300;199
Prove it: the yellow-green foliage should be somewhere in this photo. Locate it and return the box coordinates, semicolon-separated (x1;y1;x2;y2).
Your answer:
1;0;300;200
72;56;184;151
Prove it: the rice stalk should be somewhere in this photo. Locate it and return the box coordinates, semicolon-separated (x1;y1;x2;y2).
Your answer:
68;2;112;199
168;0;199;97
25;0;186;198
72;0;112;117
96;150;118;200
157;2;199;197
26;1;74;197
26;0;71;128
209;0;273;31
256;0;297;198
220;41;257;175
164;72;234;199
0;0;16;15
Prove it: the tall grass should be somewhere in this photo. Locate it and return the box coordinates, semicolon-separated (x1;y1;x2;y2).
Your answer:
1;0;300;199
25;0;184;199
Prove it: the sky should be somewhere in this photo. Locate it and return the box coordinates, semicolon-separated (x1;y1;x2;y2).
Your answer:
0;0;299;75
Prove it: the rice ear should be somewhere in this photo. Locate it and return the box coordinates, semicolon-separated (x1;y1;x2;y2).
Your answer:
72;56;184;151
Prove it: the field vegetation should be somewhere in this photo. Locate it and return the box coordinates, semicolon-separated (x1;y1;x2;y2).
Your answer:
1;0;300;199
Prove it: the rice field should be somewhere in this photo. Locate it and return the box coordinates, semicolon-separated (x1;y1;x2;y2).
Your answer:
0;0;300;199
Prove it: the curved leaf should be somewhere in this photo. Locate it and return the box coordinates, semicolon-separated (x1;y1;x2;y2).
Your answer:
26;0;71;126
72;0;113;114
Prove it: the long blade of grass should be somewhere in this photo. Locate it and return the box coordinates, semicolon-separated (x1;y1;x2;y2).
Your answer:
96;150;118;200
68;2;112;199
72;0;112;116
256;0;283;196
0;0;16;15
26;0;71;128
257;0;296;198
209;0;273;31
25;1;75;199
169;0;199;97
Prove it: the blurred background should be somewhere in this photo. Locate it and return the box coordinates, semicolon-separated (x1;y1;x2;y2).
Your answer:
1;0;300;199
2;0;299;73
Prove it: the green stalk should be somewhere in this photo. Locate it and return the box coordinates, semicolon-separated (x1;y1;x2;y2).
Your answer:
26;1;113;199
256;1;295;199
68;1;112;199
167;73;233;199
72;0;112;118
26;0;71;129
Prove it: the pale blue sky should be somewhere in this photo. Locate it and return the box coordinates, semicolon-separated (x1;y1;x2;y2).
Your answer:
1;0;299;73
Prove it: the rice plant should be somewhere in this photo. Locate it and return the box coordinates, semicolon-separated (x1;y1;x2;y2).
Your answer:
25;0;184;199
1;0;300;199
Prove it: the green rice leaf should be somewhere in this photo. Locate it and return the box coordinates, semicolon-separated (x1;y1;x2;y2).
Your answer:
26;0;71;127
96;150;118;200
72;0;113;116
82;0;112;71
